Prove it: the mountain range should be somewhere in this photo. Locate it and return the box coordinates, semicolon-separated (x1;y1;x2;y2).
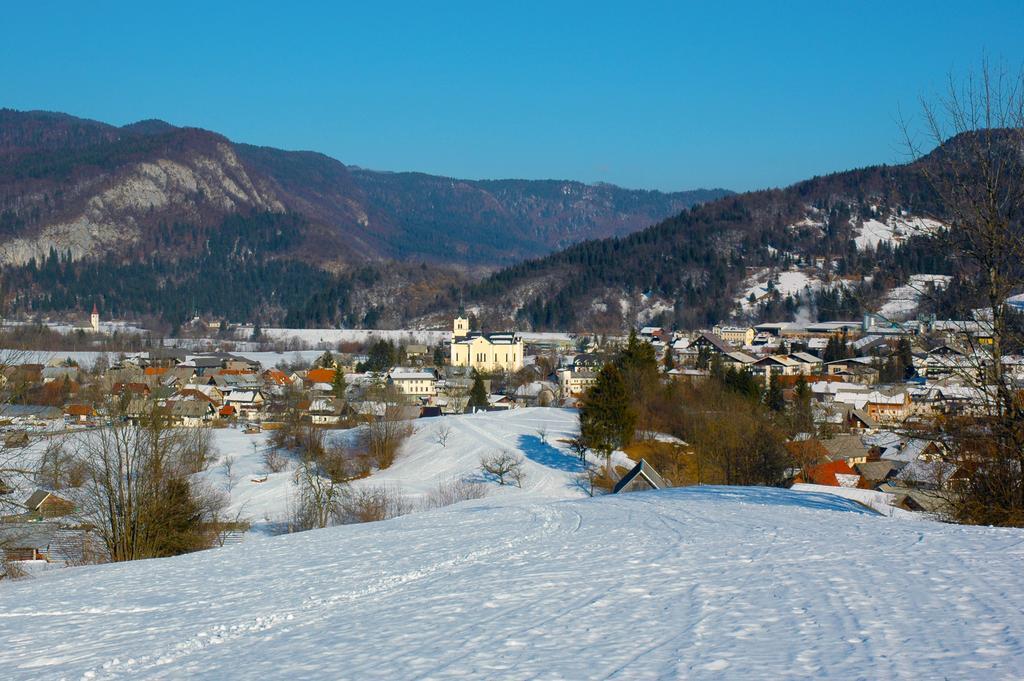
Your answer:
0;108;1003;333
0;109;727;269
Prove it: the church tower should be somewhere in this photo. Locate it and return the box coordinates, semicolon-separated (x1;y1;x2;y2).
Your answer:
91;303;100;333
453;316;469;338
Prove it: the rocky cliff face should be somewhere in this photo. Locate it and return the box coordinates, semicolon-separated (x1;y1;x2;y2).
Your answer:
0;109;728;269
0;140;285;265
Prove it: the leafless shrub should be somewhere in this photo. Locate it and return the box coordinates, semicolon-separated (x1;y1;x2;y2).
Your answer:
361;415;413;470
421;477;487;510
263;446;289;473
179;426;216;474
222;455;239;492
336;484;412;524
291;459;343;531
575;463;602;497
537;425;548;444
435;423;453;448
0;558;29;581
480;450;526;487
77;417;229;561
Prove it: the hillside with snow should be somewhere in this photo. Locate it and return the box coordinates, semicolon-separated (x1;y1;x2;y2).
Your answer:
201;408;605;530
2;486;1023;679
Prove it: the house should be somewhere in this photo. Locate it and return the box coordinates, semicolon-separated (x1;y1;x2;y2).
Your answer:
305;367;337;385
169;400;215;427
387;367;438;398
0;404;63;423
64;404;96;423
405;344;429;360
692;331;734;358
558;369;598;399
712;325;755;346
449;317;524;373
722;351;757;370
864;388;912;422
224;390;265;420
113;382;151;398
855;460;901;486
788;351;823;375
639;327;667;342
24;489;75;519
0;522;98;566
263;369;293;388
612;459;668;494
796;460;862;488
823;357;880;384
820;434;873;467
752;355;802;381
308;397;347;425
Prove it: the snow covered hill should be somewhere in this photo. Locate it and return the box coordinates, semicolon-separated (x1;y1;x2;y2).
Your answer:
201;408;612;531
3;487;1023;679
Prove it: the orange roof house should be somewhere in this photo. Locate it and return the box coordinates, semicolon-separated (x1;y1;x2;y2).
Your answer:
263;369;293;386
797;460;863;488
306;368;336;385
65;404;95;418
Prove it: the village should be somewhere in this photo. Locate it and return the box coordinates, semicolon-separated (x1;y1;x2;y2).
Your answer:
0;302;1013;573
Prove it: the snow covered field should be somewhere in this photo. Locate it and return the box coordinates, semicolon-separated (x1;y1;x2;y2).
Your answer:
2;486;1023;679
201;408;605;530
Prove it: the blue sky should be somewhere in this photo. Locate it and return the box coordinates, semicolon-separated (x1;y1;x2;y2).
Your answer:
2;2;1022;192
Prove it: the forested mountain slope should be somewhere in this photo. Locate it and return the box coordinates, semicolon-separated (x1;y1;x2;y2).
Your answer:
465;133;1016;332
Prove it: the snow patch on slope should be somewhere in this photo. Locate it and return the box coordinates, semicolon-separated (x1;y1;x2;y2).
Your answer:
879;274;952;320
854;215;944;251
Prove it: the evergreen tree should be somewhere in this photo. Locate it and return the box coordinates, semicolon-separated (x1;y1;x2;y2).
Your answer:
790;374;814;435
331;368;347;399
765;377;785;412
319;350;335;368
663;346;675;371
433;345;446;367
468;372;488;411
579;365;635;461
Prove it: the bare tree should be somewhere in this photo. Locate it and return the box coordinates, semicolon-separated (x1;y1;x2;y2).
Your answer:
221;455;239;493
480;450;526;487
567;436;589;462
291;458;343;530
77;414;225;561
903;61;1024;525
262;446;289;473
435;423;453;448
360;386;413;469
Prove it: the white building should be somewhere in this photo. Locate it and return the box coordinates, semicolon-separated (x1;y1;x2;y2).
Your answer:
449;317;524;373
387;367;438;398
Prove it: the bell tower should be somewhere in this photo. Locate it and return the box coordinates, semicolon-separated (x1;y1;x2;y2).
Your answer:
91;303;100;333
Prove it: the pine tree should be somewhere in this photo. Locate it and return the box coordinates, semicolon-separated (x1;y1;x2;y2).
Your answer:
663;346;675;371
331;368;347;399
791;374;814;435
468;373;488;411
579;365;635;463
765;377;785;412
